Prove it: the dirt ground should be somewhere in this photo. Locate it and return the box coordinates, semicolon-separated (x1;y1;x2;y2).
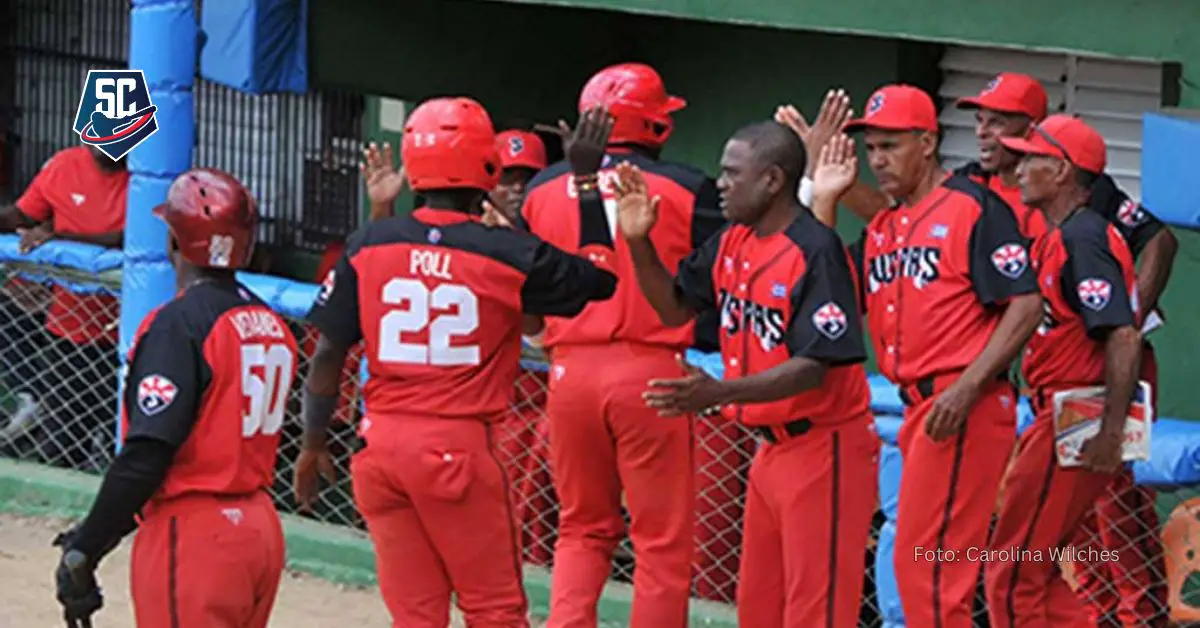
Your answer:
0;513;506;628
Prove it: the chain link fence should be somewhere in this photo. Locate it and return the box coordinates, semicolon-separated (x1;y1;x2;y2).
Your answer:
2;258;1196;625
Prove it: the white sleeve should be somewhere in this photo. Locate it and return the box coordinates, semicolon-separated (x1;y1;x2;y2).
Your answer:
798;176;815;207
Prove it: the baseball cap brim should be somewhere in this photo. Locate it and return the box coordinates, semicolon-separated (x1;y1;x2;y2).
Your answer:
955;95;1030;116
842;118;929;133
997;135;1065;161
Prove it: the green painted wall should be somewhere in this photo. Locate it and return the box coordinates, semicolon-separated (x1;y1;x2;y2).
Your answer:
483;0;1200;107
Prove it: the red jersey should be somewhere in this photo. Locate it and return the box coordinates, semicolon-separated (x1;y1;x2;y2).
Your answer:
306;208;616;425
852;174;1038;385
521;150;724;352
120;280;298;503
14;146;128;344
676;210;870;427
1023;209;1137;388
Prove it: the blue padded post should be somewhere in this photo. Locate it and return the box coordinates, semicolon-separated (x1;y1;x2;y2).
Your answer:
117;0;196;447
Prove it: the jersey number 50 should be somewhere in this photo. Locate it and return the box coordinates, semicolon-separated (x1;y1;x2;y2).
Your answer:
242;343;295;438
379;278;481;366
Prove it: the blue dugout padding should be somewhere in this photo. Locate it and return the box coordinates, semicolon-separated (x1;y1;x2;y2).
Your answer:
199;0;308;94
119;0;198;449
1142;112;1200;229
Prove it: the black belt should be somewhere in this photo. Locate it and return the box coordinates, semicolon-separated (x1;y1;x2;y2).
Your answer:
899;370;1011;407
753;418;813;444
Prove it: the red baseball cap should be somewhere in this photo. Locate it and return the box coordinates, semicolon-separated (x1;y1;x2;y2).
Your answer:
495;130;547;171
843;85;939;133
956;72;1048;121
998;114;1107;173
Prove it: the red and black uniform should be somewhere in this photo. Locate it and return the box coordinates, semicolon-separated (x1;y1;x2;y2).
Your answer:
985;209;1138;628
850;174;1037;628
69;279;298;627
521;149;725;627
306;208;615;627
958;162;1170;625
677;208;878;627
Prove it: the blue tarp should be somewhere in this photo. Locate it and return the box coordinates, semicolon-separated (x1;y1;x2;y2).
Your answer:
199;0;308;94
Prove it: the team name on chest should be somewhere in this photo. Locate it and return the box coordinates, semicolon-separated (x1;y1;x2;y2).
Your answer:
410;250;452;280
565;169;619;199
865;244;942;293
231;310;286;340
717;288;787;351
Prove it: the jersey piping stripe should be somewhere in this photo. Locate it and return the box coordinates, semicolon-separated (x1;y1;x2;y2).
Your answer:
168;516;180;628
825;430;842;628
890;188;955;383
1001;448;1058;627
485;424;531;612
931;421;969;628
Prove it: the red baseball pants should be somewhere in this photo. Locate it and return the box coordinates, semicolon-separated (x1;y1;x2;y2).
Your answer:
546;342;694;628
893;376;1017;628
985;403;1117;628
1071;345;1168;627
736;417;879;628
131;491;284;628
351;415;528;628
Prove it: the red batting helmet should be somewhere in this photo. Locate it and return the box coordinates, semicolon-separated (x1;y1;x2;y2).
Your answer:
153;168;258;269
402;97;500;192
578;63;686;148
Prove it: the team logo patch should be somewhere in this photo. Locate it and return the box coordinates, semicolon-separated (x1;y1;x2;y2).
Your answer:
1117;199;1144;227
812;302;849;341
73;70;159;161
929;224;949;239
137;374;178;416
771;282;788;298
866;92;885;117
508;136;525;156
427;228;442;244
317;269;336;304
1077;278;1113;311
983;75;1002;94
990;243;1029;279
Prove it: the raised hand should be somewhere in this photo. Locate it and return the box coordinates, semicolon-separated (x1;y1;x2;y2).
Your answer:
360;142;406;210
612;161;660;240
776;89;854;175
481;199;514;229
539;107;613;175
811;133;859;203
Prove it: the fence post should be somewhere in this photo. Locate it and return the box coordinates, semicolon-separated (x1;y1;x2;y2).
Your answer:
117;0;197;446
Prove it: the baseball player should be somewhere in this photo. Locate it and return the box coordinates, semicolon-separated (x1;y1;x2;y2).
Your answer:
616;120;878;627
493;129;549;221
983;115;1145;628
51;168;297;627
518;62;725;628
295;96;617;627
813;85;1043;628
950;74;1175;626
0;144;128;470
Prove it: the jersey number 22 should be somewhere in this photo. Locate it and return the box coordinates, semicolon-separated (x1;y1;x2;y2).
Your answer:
242;343;295;438
379;278;481;366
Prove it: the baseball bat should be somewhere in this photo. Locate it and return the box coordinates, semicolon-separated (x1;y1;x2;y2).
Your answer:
62;550;96;628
